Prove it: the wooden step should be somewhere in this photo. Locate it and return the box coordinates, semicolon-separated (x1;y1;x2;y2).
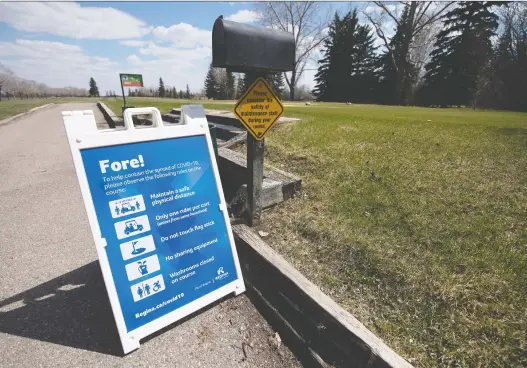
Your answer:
218;147;301;205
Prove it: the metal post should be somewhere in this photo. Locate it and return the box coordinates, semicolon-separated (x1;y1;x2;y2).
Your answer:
208;124;219;162
119;74;127;108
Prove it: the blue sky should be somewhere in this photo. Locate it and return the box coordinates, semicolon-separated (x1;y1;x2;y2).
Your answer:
0;2;360;94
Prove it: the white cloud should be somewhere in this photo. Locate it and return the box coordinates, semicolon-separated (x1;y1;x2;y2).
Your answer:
137;43;210;60
0;39;121;93
126;54;142;64
142;23;213;90
0;26;214;96
120;40;150;47
123;43;212;92
363;3;398;16
0;39;82;59
152;23;211;48
226;10;261;23
0;3;151;39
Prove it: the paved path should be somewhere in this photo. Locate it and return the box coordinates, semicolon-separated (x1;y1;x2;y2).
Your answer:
0;103;298;367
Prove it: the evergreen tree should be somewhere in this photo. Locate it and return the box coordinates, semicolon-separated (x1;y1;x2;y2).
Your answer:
179;90;184;99
158;78;166;98
242;73;252;93
313;10;378;103
172;87;177;99
487;7;527;111
185;84;191;99
376;5;418;105
204;63;218;99
420;2;499;107
237;73;285;99
265;73;285;98
313;12;345;101
88;77;99;97
226;70;235;99
216;69;228;99
236;74;245;98
492;26;514;109
346;13;378;103
243;72;269;93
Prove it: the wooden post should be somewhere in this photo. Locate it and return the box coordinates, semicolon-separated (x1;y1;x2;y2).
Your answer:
247;135;264;226
245;72;267;227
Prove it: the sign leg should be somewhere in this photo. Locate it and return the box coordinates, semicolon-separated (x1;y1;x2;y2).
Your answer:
120;82;127;108
246;135;264;226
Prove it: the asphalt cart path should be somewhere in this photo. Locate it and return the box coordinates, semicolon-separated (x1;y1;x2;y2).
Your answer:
0;103;298;367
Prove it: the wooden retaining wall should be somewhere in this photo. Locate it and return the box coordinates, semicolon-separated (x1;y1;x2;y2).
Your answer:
233;224;413;368
96;101;122;128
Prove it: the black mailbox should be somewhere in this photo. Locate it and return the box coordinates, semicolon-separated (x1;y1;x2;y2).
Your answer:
212;16;295;73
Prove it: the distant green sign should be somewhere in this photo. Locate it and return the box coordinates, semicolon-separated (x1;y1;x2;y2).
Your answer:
120;74;143;87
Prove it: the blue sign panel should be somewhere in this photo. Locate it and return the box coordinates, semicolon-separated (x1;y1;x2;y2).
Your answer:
80;135;237;332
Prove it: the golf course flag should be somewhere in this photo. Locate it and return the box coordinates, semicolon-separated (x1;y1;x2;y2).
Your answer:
120;74;143;87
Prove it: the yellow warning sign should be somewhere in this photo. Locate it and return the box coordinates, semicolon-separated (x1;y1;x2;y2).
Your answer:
233;77;284;140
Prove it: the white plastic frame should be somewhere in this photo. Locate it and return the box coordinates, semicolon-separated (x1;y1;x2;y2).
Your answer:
61;106;246;354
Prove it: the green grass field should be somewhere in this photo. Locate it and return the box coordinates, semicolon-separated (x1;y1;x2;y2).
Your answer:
0;99;56;120
102;96;236;116
107;97;527;367
0;98;99;121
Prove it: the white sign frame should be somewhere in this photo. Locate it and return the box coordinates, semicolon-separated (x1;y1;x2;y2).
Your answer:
61;106;246;354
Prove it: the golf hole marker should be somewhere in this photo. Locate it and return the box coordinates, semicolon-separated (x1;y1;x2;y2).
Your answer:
62;106;245;354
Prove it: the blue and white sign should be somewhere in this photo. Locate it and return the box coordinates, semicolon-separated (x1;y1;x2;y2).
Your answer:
62;106;245;354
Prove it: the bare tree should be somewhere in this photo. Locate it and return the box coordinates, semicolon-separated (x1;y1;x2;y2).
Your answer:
294;84;314;101
10;78;24;99
411;20;441;79
257;2;330;100
362;1;454;104
500;2;527;39
0;63;89;99
0;63;15;101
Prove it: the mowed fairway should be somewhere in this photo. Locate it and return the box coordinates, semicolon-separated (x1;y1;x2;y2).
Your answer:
0;98;100;120
107;98;527;366
103;96;237;115
262;103;527;367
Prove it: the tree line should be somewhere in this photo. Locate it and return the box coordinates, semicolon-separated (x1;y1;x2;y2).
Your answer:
88;75;197;100
0;63;89;101
313;2;527;111
200;1;524;111
203;64;287;100
127;78;194;99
